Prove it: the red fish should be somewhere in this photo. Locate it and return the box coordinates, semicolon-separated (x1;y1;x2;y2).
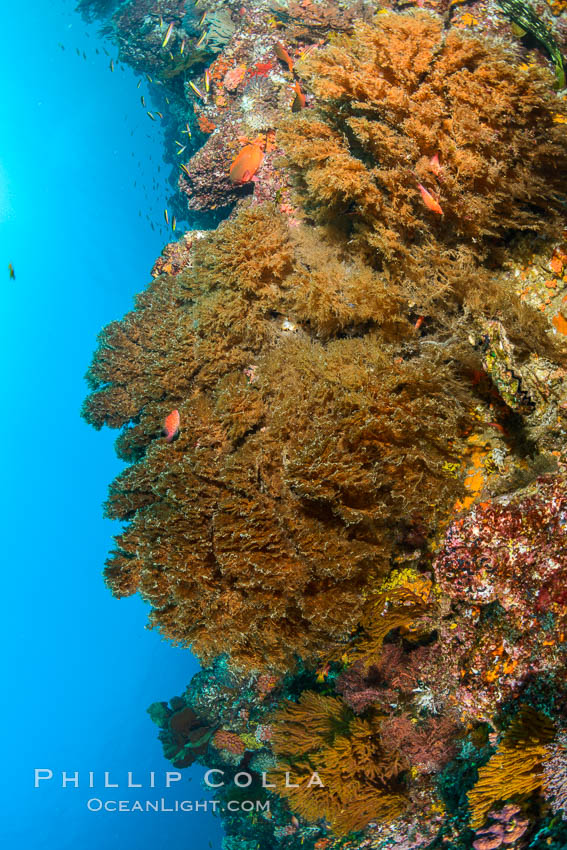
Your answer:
275;42;293;73
229;143;264;183
292;81;306;112
163;409;180;442
417;183;443;215
248;61;273;78
429;153;442;175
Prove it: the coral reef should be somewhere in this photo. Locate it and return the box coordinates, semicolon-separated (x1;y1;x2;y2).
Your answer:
147;700;214;768
80;0;567;848
434;474;567;714
467;706;555;828
471;804;529;849
270;691;407;834
496;0;565;87
83;203;478;673
543;731;567;815
279;12;567;321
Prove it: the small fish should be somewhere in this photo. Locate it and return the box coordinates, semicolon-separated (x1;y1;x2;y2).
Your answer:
497;0;565;88
76;47;81;56
291;816;299;828
163;409;180;442
188;80;204;99
180;39;185;54
96;48;99;55
164;208;169;225
229;144;264;183
275;42;293;73
199;11;208;25
156;111;163;119
82;51;87;60
141;95;146;107
103;47;109;56
429;152;442;175
176;145;187;155
109;59;114;72
180;163;191;177
137;79;141;88
204;69;211;92
147;111;156;120
165;97;170;104
417;183;443;215
8;263;15;280
249;62;273;78
58;43;65;50
172;216;176;231
146;73;153;83
169;50;174;60
511;21;527;37
292;81;306;111
196;31;207;48
159;15;163;27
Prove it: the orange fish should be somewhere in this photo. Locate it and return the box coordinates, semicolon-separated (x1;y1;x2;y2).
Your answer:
417;183;443;215
487;421;507;434
163;409;180;442
429;153;442;175
275;42;293;73
292;81;306;112
229;143;264;183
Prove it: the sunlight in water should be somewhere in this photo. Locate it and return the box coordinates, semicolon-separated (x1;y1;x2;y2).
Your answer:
0;162;12;223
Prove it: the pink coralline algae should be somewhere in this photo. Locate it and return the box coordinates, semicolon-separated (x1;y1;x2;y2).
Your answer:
336;661;389;714
472;804;529;849
255;723;273;743
337;644;460;719
178;133;250;211
435;474;567;610
380;712;460;774
256;672;278;696
543;731;567;816
212;729;246;756
434;474;567;704
223;65;247;92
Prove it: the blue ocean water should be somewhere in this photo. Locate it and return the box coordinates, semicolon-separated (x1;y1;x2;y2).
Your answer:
0;1;221;847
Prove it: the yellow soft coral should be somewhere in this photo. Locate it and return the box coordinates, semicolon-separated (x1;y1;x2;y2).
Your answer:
468;707;555;828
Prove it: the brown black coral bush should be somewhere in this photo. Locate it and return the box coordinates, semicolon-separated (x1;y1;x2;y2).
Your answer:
279;11;567;316
83;205;472;672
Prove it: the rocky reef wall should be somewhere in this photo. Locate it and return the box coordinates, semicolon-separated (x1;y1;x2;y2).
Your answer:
81;0;567;847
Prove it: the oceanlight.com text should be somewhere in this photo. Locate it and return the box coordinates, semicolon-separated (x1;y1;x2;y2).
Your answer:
86;798;270;814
